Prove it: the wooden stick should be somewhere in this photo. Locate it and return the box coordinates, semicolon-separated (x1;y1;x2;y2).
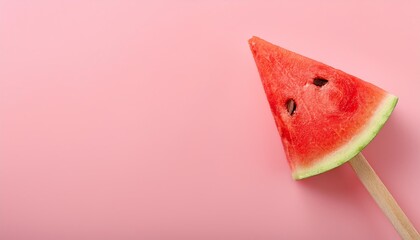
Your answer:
349;153;420;240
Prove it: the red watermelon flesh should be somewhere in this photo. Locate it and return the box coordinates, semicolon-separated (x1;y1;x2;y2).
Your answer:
249;36;398;179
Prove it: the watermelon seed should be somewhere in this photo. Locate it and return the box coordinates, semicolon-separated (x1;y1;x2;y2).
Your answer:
313;77;328;87
286;99;296;115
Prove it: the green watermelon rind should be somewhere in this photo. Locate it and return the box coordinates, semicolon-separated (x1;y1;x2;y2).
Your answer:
292;94;398;180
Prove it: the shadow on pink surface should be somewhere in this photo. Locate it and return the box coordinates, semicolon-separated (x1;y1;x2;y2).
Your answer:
363;113;413;178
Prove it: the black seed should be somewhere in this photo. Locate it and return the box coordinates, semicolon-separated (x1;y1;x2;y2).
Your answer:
313;77;328;87
286;99;296;115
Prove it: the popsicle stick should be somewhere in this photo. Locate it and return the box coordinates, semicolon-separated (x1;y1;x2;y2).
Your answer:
349;153;420;240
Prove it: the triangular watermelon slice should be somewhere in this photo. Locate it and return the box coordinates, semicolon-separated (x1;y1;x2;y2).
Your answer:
249;36;398;180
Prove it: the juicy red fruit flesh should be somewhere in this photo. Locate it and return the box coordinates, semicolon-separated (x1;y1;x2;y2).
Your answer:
249;37;387;170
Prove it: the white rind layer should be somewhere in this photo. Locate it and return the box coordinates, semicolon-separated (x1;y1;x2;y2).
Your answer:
292;94;398;180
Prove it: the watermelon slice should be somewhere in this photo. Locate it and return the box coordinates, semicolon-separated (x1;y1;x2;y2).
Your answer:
249;36;398;180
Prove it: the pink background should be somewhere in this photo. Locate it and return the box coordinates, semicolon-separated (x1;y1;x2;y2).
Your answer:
1;1;419;239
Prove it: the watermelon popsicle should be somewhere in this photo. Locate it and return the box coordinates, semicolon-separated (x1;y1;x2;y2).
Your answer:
249;36;419;239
